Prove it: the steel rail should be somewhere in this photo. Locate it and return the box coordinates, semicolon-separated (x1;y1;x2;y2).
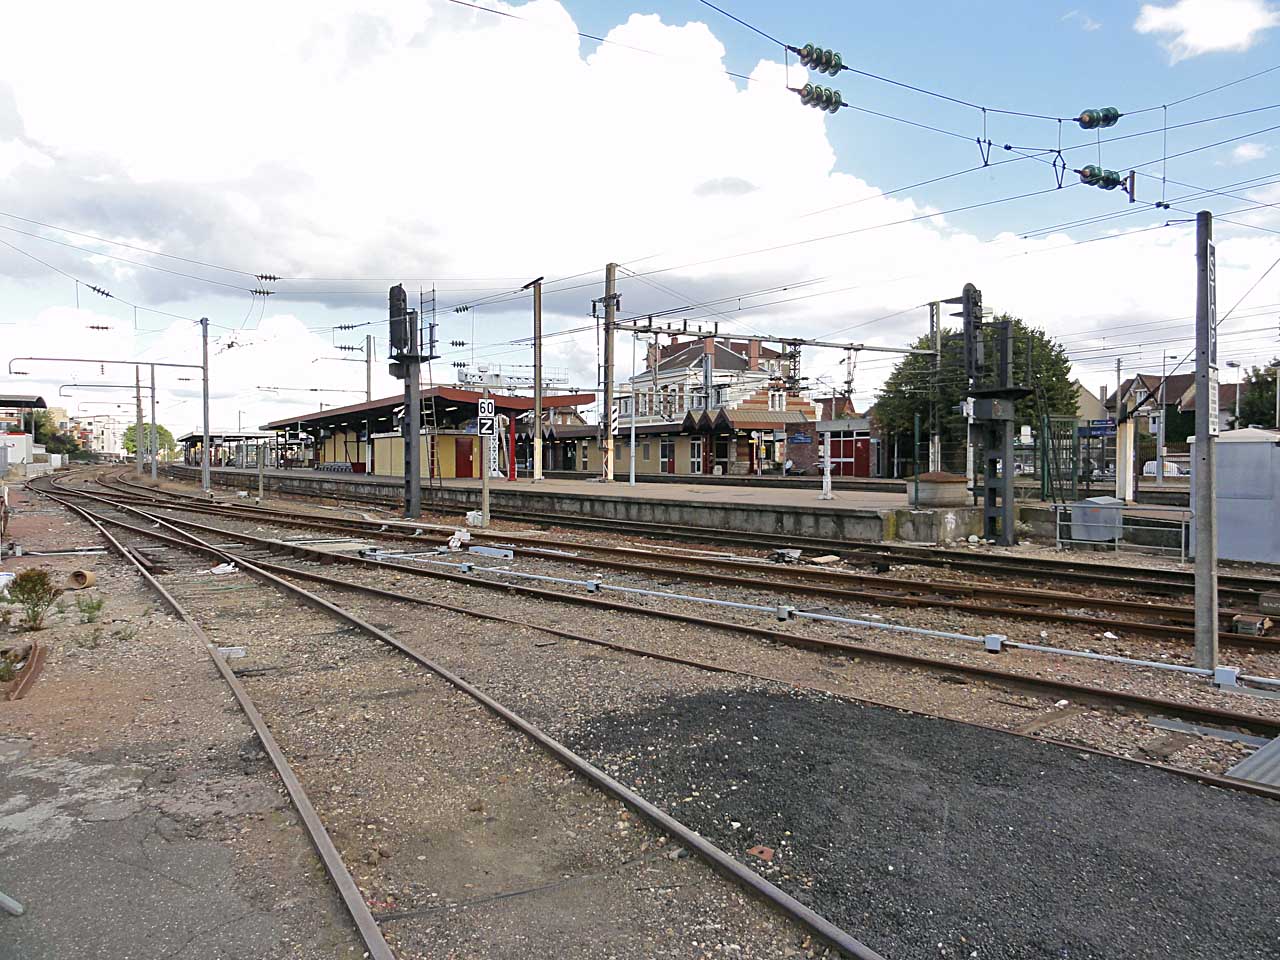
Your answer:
120;469;1274;598
57;480;1280;738
132;468;1280;599
128;466;1280;606
48;474;1280;805
84;473;1275;650
32;476;889;960
27;482;396;960
244;558;1280;804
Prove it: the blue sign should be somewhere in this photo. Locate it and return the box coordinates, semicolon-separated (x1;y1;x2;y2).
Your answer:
788;432;813;444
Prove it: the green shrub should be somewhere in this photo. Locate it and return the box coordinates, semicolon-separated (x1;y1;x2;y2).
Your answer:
7;569;63;630
76;595;106;624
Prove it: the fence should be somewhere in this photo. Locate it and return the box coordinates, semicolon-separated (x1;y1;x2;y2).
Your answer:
1052;502;1192;562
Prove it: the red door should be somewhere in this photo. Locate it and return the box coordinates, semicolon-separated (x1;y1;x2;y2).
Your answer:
853;438;871;477
455;437;473;478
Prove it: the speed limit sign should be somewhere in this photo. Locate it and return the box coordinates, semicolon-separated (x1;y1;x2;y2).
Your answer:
478;398;495;418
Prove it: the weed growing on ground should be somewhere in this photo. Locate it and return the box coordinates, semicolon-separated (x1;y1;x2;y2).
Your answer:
76;595;106;623
110;625;138;643
7;569;63;630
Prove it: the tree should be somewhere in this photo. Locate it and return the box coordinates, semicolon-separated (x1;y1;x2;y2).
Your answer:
122;423;178;459
871;315;1076;473
1236;358;1279;429
28;410;80;455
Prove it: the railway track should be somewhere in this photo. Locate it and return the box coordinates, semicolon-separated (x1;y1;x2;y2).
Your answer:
37;471;1280;744
155;466;1280;603
30;473;890;960
83;471;1280;654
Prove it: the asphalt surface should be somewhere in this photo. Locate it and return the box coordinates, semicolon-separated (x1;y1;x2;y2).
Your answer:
567;688;1280;960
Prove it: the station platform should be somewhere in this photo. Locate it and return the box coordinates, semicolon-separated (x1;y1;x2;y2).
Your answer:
165;466;980;543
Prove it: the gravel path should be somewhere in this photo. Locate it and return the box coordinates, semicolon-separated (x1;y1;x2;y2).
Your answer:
566;686;1280;960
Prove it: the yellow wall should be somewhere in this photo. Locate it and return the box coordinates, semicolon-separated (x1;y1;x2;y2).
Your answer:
366;433;484;479
375;436;402;476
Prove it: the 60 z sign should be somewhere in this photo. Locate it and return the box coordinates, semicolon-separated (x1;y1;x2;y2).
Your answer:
477;398;496;438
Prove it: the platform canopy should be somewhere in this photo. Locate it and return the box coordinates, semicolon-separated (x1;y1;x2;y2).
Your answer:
176;429;276;447
0;394;48;409
261;386;595;436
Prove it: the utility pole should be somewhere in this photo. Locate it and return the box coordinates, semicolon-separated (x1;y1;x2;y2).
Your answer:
1193;210;1219;671
134;366;144;476
602;262;618;482
1157;355;1172;488
257;442;265;501
629;333;637;485
201;318;211;494
819;431;833;500
365;333;373;473
149;364;158;480
522;277;545;481
365;334;373;402
1114;356;1133;501
929;301;942;472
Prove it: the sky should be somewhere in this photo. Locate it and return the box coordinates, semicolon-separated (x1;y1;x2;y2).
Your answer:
1;0;1279;435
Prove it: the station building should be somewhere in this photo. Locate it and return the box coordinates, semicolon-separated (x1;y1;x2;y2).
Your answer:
259;387;595;478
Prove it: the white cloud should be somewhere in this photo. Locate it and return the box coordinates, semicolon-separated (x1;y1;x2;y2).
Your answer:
0;0;1278;431
1135;0;1280;62
1061;10;1102;31
1230;142;1270;163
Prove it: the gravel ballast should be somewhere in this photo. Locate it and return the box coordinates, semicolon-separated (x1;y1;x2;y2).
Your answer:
567;686;1280;960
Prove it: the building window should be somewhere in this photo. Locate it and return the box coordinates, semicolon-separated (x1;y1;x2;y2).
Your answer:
690;437;703;474
769;390;785;411
642;442;651;461
660;438;675;472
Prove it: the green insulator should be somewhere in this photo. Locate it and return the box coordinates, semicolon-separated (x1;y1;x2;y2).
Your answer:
1078;109;1102;130
800;43;816;65
819;48;834;73
1098;106;1121;128
830;52;843;73
1079;164;1103;185
827;90;842;113
1100;169;1123;189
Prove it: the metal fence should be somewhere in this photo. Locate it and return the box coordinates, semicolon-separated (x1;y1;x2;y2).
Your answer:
1053;502;1192;562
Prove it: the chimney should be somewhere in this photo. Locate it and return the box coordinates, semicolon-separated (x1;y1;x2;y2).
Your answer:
703;336;716;357
748;338;761;371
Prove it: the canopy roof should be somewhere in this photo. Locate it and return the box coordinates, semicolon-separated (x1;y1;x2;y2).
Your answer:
261;387;594;431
